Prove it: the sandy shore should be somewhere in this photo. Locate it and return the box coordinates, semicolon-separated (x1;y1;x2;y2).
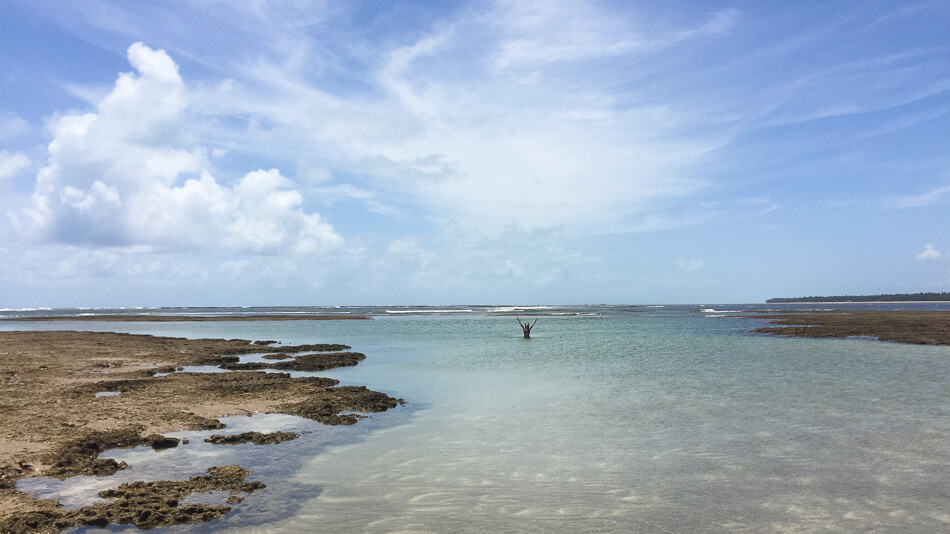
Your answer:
745;310;950;345
0;314;368;322
0;331;402;532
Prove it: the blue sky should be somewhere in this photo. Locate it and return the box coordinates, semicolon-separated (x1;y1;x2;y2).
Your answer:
1;0;949;306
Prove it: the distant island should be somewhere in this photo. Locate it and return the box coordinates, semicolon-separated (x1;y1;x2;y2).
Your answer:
767;292;950;303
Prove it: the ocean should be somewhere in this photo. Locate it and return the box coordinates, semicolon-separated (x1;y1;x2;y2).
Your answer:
5;304;950;532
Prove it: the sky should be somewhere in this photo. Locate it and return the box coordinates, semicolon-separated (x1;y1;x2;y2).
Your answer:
1;0;949;306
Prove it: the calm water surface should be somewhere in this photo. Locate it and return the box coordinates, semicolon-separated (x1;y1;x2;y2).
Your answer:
5;305;950;532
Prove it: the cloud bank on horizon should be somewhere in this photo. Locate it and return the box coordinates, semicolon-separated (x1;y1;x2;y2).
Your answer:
1;1;949;305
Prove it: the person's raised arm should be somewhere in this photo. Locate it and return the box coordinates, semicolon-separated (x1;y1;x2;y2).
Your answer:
530;318;538;328
517;317;524;328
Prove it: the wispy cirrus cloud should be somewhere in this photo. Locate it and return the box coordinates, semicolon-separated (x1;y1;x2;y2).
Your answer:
490;3;737;69
5;0;950;305
893;183;950;208
32;1;746;236
32;0;945;241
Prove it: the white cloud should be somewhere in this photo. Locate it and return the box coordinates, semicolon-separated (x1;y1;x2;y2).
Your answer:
0;151;29;180
363;227;600;301
387;237;435;268
676;258;705;272
165;5;738;236
16;42;341;255
489;3;737;70
219;259;251;279
858;106;947;138
916;243;942;261
490;1;642;69
894;184;950;209
0;114;31;139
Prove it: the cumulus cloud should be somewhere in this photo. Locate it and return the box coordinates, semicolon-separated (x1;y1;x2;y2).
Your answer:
915;243;942;261
16;42;341;254
0;151;29;180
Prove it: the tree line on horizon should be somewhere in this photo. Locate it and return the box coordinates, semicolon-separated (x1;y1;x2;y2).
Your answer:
766;292;950;303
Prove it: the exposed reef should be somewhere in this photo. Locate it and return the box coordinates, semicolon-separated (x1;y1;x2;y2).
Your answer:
745;310;950;345
0;466;264;532
0;331;403;532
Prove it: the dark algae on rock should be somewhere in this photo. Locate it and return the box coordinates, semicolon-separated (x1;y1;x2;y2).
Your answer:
274;352;366;371
260;353;292;360
280;386;404;425
205;431;300;445
221;351;367;372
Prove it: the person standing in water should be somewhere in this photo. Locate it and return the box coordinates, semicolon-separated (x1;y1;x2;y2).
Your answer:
517;317;538;338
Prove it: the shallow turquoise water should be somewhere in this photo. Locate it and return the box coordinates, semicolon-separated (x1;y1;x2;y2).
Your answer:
7;306;950;532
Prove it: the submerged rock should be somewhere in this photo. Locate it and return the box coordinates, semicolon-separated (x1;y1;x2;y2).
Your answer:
204;431;299;445
146;434;180;450
44;429;180;478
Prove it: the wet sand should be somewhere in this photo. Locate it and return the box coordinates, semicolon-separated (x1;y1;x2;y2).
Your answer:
0;331;402;532
746;310;950;345
0;314;367;322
